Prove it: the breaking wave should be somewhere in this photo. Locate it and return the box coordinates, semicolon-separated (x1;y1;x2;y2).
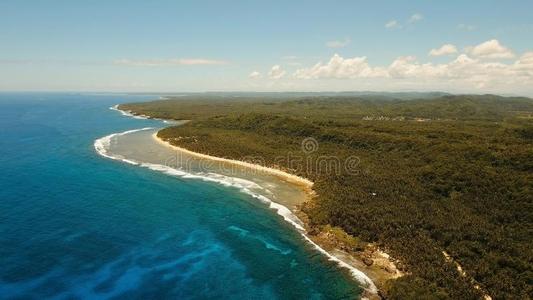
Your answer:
94;106;378;294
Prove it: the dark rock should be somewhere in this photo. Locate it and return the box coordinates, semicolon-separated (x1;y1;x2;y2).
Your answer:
363;257;374;266
396;262;406;272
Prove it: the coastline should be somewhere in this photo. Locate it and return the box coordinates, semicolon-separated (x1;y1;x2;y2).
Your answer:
153;132;403;299
109;104;404;299
151;133;314;190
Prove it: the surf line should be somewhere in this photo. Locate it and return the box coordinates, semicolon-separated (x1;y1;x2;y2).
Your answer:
97;105;378;295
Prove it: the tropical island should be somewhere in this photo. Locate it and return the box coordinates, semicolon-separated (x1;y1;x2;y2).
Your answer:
119;93;533;299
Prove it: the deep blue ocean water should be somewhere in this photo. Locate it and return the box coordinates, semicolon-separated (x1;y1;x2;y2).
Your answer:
0;93;360;299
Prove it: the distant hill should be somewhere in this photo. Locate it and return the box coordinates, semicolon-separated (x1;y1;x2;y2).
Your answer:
120;94;533;122
121;91;452;100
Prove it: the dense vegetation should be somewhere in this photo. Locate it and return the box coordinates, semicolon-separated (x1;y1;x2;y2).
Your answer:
121;94;533;299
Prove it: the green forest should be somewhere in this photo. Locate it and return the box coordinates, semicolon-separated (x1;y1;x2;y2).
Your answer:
120;94;533;299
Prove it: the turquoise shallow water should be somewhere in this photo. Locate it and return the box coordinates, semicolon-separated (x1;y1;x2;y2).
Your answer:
0;93;361;299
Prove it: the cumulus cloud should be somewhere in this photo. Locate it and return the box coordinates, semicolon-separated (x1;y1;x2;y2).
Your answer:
516;52;533;65
113;58;229;66
249;39;532;94
326;38;351;48
294;54;386;79
514;52;533;76
466;39;515;59
291;51;533;92
429;44;458;56
388;56;453;79
408;13;423;23
268;65;286;79
385;20;400;29
249;71;262;79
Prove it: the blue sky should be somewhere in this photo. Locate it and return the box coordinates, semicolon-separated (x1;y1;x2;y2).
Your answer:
1;0;532;95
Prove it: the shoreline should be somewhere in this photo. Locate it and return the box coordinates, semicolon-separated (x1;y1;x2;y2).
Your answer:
111;104;404;298
153;132;395;298
151;133;314;189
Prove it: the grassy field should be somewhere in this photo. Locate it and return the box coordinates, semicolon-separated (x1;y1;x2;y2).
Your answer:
121;94;533;299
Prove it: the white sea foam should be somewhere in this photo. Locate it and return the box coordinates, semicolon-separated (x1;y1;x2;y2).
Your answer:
109;105;149;119
100;135;308;233
302;235;377;293
97;106;378;294
93;127;154;163
110;104;177;124
143;157;377;292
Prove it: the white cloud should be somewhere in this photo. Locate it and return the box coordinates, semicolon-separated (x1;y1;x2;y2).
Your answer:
457;24;476;31
513;52;533;76
249;71;262;79
290;51;533;93
326;38;351;48
466;39;515;59
294;54;386;79
388;56;448;78
429;44;458;56
268;65;286;79
113;58;229;66
386;13;422;30
385;20;400;29
408;13;423;23
516;52;533;65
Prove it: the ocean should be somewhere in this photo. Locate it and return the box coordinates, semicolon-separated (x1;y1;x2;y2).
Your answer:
0;93;361;299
